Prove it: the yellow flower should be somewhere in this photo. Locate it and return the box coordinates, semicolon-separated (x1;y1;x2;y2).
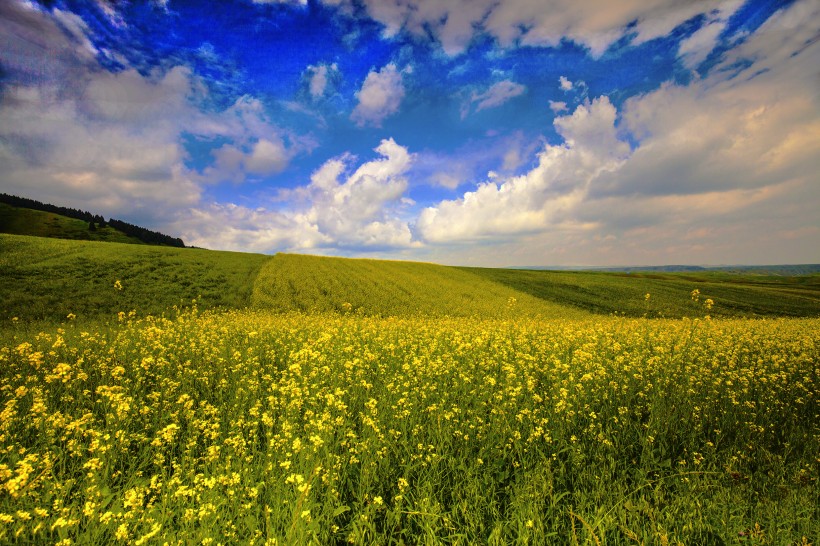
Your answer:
115;523;129;540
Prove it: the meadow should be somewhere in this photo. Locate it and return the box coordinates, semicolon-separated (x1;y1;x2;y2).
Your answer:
0;234;818;544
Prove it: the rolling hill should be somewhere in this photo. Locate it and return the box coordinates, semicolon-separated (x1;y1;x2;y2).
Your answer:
0;234;268;321
2;233;819;322
251;253;582;318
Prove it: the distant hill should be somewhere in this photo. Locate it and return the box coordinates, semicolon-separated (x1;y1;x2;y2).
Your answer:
465;266;820;318
511;264;820;276
0;193;185;247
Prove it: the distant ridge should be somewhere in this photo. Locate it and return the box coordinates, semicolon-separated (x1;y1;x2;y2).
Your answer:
509;264;820;276
0;193;185;247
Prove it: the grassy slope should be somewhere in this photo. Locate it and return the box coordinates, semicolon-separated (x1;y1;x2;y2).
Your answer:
0;202;144;244
251;253;586;318
3;233;818;323
463;267;820;318
0;234;270;321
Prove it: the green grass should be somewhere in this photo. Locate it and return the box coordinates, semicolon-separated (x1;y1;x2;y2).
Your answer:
0;234;271;321
3;234;819;323
0;203;144;245
251;253;586;319
463;267;820;318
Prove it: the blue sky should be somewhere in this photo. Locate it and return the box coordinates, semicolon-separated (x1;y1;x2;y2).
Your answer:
1;0;818;266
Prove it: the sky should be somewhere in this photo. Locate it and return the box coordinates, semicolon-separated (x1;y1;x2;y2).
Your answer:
0;0;818;267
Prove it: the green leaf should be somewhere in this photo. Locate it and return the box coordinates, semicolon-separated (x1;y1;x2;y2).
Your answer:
332;505;350;517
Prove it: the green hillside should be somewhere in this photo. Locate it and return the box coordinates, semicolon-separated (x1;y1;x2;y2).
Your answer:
0;234;269;321
2;233;819;323
251;253;584;318
464;267;820;318
0;202;144;244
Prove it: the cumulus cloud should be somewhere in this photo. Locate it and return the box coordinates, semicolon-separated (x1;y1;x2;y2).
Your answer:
197;98;295;184
468;80;526;114
350;63;406;127
417;97;628;242
169;203;325;253
415;0;820;264
0;3;201;219
302;138;416;247
0;1;298;228
174;139;418;252
325;0;744;57
81;66;193;122
593;2;820;201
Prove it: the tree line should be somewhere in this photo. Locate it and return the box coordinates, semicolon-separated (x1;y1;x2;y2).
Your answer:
0;193;185;248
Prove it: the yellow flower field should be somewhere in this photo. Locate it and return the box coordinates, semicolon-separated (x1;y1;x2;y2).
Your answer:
1;308;817;544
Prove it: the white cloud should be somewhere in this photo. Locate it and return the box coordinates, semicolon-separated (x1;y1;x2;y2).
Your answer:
171;203;325;253
245;138;289;175
351;63;406;127
0;1;94;84
0;2;300;229
81;66;193;122
414;0;820;264
310;65;329;97
304;138;415;246
0;82;202;218
417;97;627;242
305;62;339;98
469;80;526;113
430;173;462;190
174;139;419;252
188;95;301;184
677;1;742;70
51;8;98;58
326;0;744;57
559;76;573;91
678;20;725;69
549;100;568;113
